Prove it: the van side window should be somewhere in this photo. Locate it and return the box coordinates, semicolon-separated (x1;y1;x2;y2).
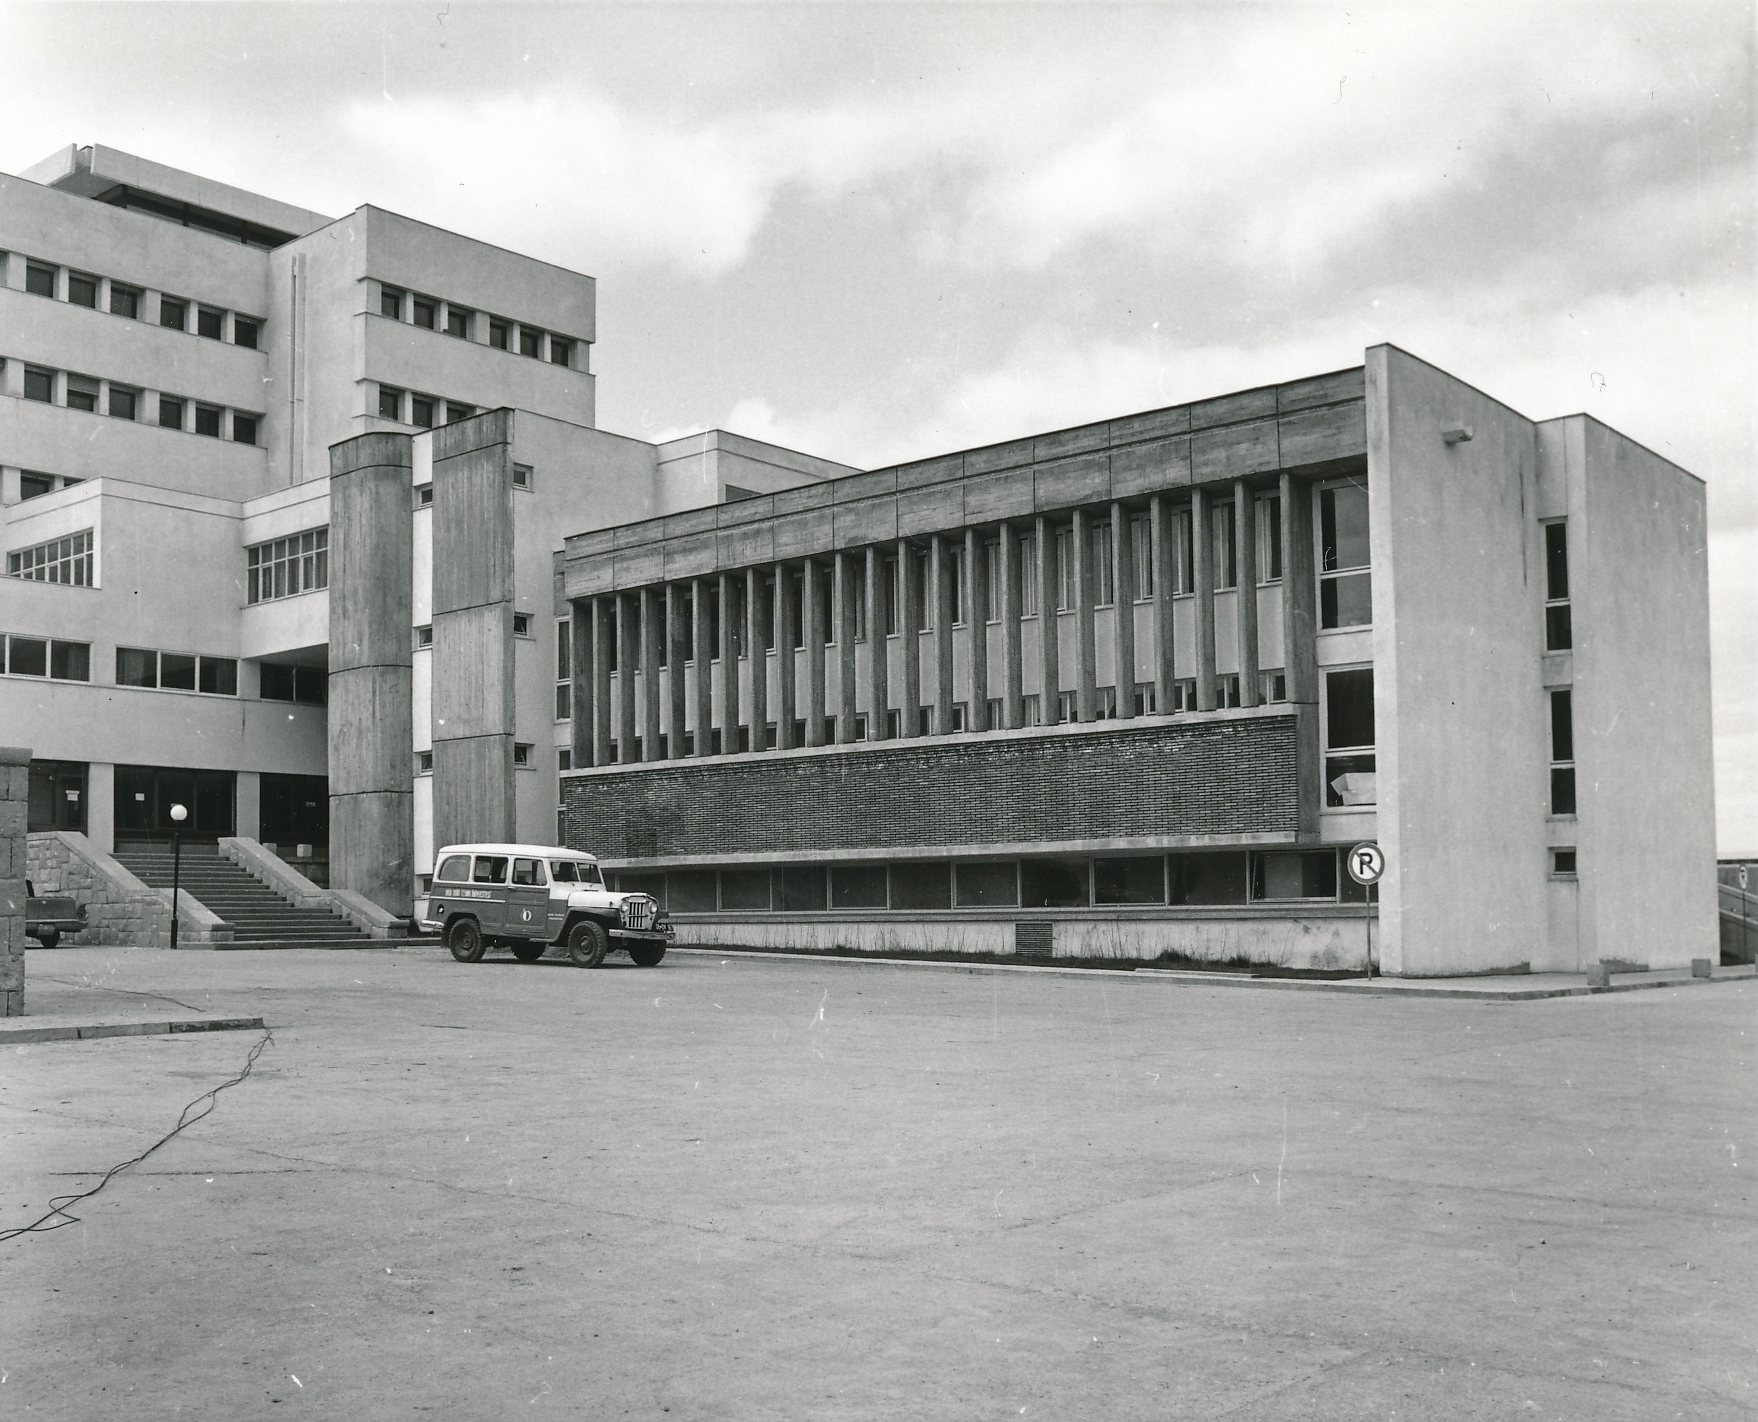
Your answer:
512;857;546;886
578;863;604;887
472;856;509;884
436;855;471;883
550;860;579;883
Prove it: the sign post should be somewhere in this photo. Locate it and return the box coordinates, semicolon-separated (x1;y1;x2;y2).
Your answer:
1348;842;1386;977
1741;863;1750;965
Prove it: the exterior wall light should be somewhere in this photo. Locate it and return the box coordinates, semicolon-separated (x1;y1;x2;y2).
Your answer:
1441;424;1474;444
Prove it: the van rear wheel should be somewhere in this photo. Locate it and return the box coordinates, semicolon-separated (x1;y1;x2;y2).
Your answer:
445;916;485;963
567;919;609;968
510;942;546;963
628;943;666;967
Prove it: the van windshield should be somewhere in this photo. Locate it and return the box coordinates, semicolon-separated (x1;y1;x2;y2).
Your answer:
550;859;602;887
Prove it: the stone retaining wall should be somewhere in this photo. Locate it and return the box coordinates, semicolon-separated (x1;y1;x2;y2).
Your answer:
25;831;233;948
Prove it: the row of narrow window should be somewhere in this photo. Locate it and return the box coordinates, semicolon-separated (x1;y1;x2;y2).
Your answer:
378;283;577;367
12;360;259;443
13;254;261;345
0;633;320;705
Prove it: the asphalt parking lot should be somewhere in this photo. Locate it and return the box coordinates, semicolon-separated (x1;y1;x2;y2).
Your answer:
3;946;1753;1420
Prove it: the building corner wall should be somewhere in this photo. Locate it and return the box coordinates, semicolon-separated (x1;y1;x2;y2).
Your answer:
329;432;415;917
1;746;28;1016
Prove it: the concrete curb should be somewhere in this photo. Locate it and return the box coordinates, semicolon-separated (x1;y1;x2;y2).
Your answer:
0;1015;266;1045
670;947;1757;1000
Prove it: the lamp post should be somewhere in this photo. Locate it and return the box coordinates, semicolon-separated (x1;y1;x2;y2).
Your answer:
168;803;188;950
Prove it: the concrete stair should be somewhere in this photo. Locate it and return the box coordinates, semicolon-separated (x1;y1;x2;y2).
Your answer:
115;842;372;945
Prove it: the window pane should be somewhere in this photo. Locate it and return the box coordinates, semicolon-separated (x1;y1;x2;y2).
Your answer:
472;856;508;884
955;860;1018;908
195;405;222;437
1095;857;1165;905
1545;604;1572;652
1324;752;1378;807
413;299;436;329
159;396;184;429
159;652;196;690
777;865;827;912
1253;851;1339;901
1551;766;1578;816
1320;571;1373;629
1167;852;1248;905
1210;503;1236;589
1325;668;1375;748
520;327;543;357
1132;517;1154;599
669;871;717;912
25;263;56;297
116;647;157;687
1020;858;1089;909
1258;495;1283;581
23;368;54;402
160;297;187;330
720;869;772;910
831;864;888;909
259;663;295;700
198;307;224;339
446;307;470;338
1545;522;1569;600
68;273;97;307
1320;483;1370;571
111;285;140;319
889;862;951;910
8;637;48;677
550;337;572;365
381;288;403;320
411;397;434;427
200;657;238;695
1550;689;1574;763
65;378;98;412
233;413;258;445
489;321;510;350
436;854;470;883
49;641;90;681
234;318;259;349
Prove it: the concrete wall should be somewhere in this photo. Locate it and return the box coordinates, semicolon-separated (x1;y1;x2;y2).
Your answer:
1367;345;1548;976
1;747;26;1014
328;433;413;916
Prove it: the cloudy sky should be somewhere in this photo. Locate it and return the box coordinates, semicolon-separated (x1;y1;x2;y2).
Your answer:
3;2;1753;847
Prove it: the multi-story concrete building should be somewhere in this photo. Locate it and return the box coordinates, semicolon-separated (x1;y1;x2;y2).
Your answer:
2;144;842;916
4;145;1718;974
553;349;1718;976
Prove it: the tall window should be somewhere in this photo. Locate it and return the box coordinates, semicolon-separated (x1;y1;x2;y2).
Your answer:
1091;521;1115;606
246;528;329;603
1319;480;1372;628
983;536;1001;622
1210;502;1237;590
1172;508;1194;593
8;530;93;586
1544;521;1571;651
1055;526;1075;611
1018;529;1039;617
1256;492;1283;582
1324;667;1376;807
883;556;900;637
1550;689;1576;815
951;543;969;625
555;618;572;721
1131;516;1154;600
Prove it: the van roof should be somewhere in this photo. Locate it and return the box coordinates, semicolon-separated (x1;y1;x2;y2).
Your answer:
434;843;599;862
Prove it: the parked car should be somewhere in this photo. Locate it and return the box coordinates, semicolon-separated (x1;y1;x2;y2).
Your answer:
419;844;672;967
24;881;86;949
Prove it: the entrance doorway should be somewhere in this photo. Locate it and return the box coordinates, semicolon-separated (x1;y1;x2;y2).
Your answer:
114;765;236;841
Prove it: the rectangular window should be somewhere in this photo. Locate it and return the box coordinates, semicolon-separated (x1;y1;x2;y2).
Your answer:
1259;669;1287;703
1055;526;1075;610
1214;674;1240;708
1173;508;1194;593
890;862;951;911
25;262;56;297
27;759;87;834
1095;685;1119;719
1256;492;1283;581
197;306;225;340
67;272;98;308
381;286;404;320
414;624;433;649
513;742;533;767
259;662;326;705
246;528;329;604
720;869;772;911
1544;521;1571;651
985;697;1003;730
1133;682;1156;716
519;326;543;358
1210;501;1237;590
1319;481;1373;629
1552;848;1578;877
8;529;94;586
19;472;54;501
777;865;827;912
1092;521;1115;606
1095;856;1165;905
410;395;435;428
549;337;573;366
110;284;141;319
107;385;138;420
412;298;436;330
955;861;1018;908
882;556;900;637
116;647;158;688
1018;530;1039;617
489;319;510;350
65;375;98;412
159;395;185;430
445;306;471;338
23;366;54;403
1131;516;1154;600
513;464;533;489
415;750;434;774
159;651;197;691
513;613;533;638
414;484;434;508
831;864;888;910
159;296;188;330
4;636;46;677
1252;850;1340;901
982;537;1001;622
445;402;474;424
232;412;258;445
198;656;237;695
1174;678;1197;713
1169;851;1249;904
1324;667;1376;807
195;404;223;437
1021;858;1090;908
378;385;403;420
558;748;572;772
233;317;259;349
1550;688;1577;815
1022;693;1041;726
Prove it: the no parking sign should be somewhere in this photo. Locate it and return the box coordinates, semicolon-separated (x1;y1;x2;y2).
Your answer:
1347;842;1385;886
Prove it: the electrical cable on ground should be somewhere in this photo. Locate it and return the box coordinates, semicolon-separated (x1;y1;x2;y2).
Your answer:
0;1027;274;1242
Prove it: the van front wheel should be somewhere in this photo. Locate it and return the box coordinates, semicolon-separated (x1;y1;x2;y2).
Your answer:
445;916;486;963
567;919;609;969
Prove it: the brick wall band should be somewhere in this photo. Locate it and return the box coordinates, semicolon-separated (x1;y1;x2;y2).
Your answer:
562;714;1299;860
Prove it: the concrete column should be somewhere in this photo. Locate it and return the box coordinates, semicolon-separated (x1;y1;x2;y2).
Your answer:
787;558;805;748
999;524;1024;729
1070;509;1096;722
1112;502;1137;719
931;535;954;735
665;584;689;757
865;546;888;740
1281;474;1318;704
897;540;921;736
592;598;613;766
719;572;740;752
834;553;857;743
747;567;769;750
1150;495;1176;716
1;745;27;1016
87;762;116;855
1235;481;1261;708
1191;486;1218;711
1036;516;1060;724
236;771;262;841
640;587;663;760
570;603;594;767
616;593;638;760
965;528;989;730
693;579;714;757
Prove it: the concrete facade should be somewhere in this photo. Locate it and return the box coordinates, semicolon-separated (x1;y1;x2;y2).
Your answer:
1;746;26;1014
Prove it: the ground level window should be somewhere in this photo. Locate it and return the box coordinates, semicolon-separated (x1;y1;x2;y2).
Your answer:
954;861;1018;908
720;869;772;910
890;862;951;911
1095;857;1165;905
1168;852;1249;905
831;864;888;909
1021;858;1089;909
1251;851;1340;901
